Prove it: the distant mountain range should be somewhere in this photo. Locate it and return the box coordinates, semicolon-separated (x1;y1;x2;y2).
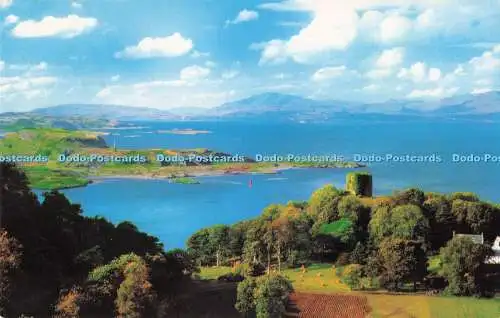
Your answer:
2;91;500;123
32;104;179;120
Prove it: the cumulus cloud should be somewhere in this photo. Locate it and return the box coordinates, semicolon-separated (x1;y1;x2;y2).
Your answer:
226;9;259;25
379;14;412;43
398;62;442;83
4;14;19;25
253;2;359;64
0;60;5;72
116;33;193;59
0;75;57;99
375;47;404;68
365;47;404;79
0;0;12;9
190;50;210;59
180;65;211;81
471;87;492;95
260;0;500;48
12;15;97;38
407;87;459;99
71;2;82;9
9;62;48;72
312;66;346;81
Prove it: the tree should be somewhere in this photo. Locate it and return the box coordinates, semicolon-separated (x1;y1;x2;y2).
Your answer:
439;236;492;296
370;205;429;246
308;185;343;223
377;238;427;291
338;195;364;224
235;278;256;317
393;188;425;206
390;205;429;243
0;231;22;315
254;275;293;318
208;225;231;267
423;195;455;250
85;253;157;317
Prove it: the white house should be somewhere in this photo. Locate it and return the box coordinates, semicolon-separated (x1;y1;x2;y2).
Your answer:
486;236;500;264
453;232;500;264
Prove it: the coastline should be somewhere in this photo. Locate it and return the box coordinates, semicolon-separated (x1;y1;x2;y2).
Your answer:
74;165;364;188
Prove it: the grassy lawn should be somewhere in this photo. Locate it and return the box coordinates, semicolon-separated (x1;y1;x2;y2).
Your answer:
198;266;233;280
283;263;351;293
199;264;500;318
367;294;500;318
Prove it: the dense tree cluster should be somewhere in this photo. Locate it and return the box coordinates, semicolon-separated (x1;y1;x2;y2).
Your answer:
0;163;195;317
189;185;500;297
235;274;293;318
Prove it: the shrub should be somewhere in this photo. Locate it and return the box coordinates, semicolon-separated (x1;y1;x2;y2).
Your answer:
218;273;245;282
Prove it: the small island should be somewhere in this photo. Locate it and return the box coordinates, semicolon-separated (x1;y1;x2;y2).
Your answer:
157;128;212;135
0;128;364;190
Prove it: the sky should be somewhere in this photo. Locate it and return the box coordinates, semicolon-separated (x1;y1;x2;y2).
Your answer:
0;0;500;111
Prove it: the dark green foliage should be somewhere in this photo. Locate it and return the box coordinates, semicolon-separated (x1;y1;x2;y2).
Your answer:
0;231;22;316
439;236;492;296
0;163;189;317
254;275;293;318
235;278;257;316
377;238;427;291
345;172;372;197
449;192;479;202
369;204;429;245
308;184;344;222
423;195;454;249
235;275;293;318
393;188;425;206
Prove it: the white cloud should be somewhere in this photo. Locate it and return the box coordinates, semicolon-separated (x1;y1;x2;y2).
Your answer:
71;2;82;9
365;68;393;79
469;50;500;74
380;14;412;43
398;62;439;83
428;68;442;82
471;87;492;95
95;81;238;109
365;48;403;79
0;0;12;9
251;40;288;65
116;33;193;59
205;61;216;68
4;14;19;25
0;75;57;96
12;15;97;38
190;50;210;59
111;75;120;82
8;62;48;72
375;47;404;68
363;84;379;91
0;60;4;72
253;2;359;64
222;70;240;79
312;66;346;81
407;87;458;98
180;65;211;81
226;9;259;25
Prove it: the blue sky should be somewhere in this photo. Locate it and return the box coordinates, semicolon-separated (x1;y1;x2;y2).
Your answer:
1;0;500;111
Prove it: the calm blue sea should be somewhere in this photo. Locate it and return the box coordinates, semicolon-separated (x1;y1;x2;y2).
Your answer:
50;120;500;248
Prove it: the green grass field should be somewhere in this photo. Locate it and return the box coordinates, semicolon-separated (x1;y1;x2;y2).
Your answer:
198;264;500;318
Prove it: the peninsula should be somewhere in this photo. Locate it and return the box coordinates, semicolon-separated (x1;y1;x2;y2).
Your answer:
0;128;364;190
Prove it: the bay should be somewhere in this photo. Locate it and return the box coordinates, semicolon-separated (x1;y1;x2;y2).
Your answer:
51;120;500;248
